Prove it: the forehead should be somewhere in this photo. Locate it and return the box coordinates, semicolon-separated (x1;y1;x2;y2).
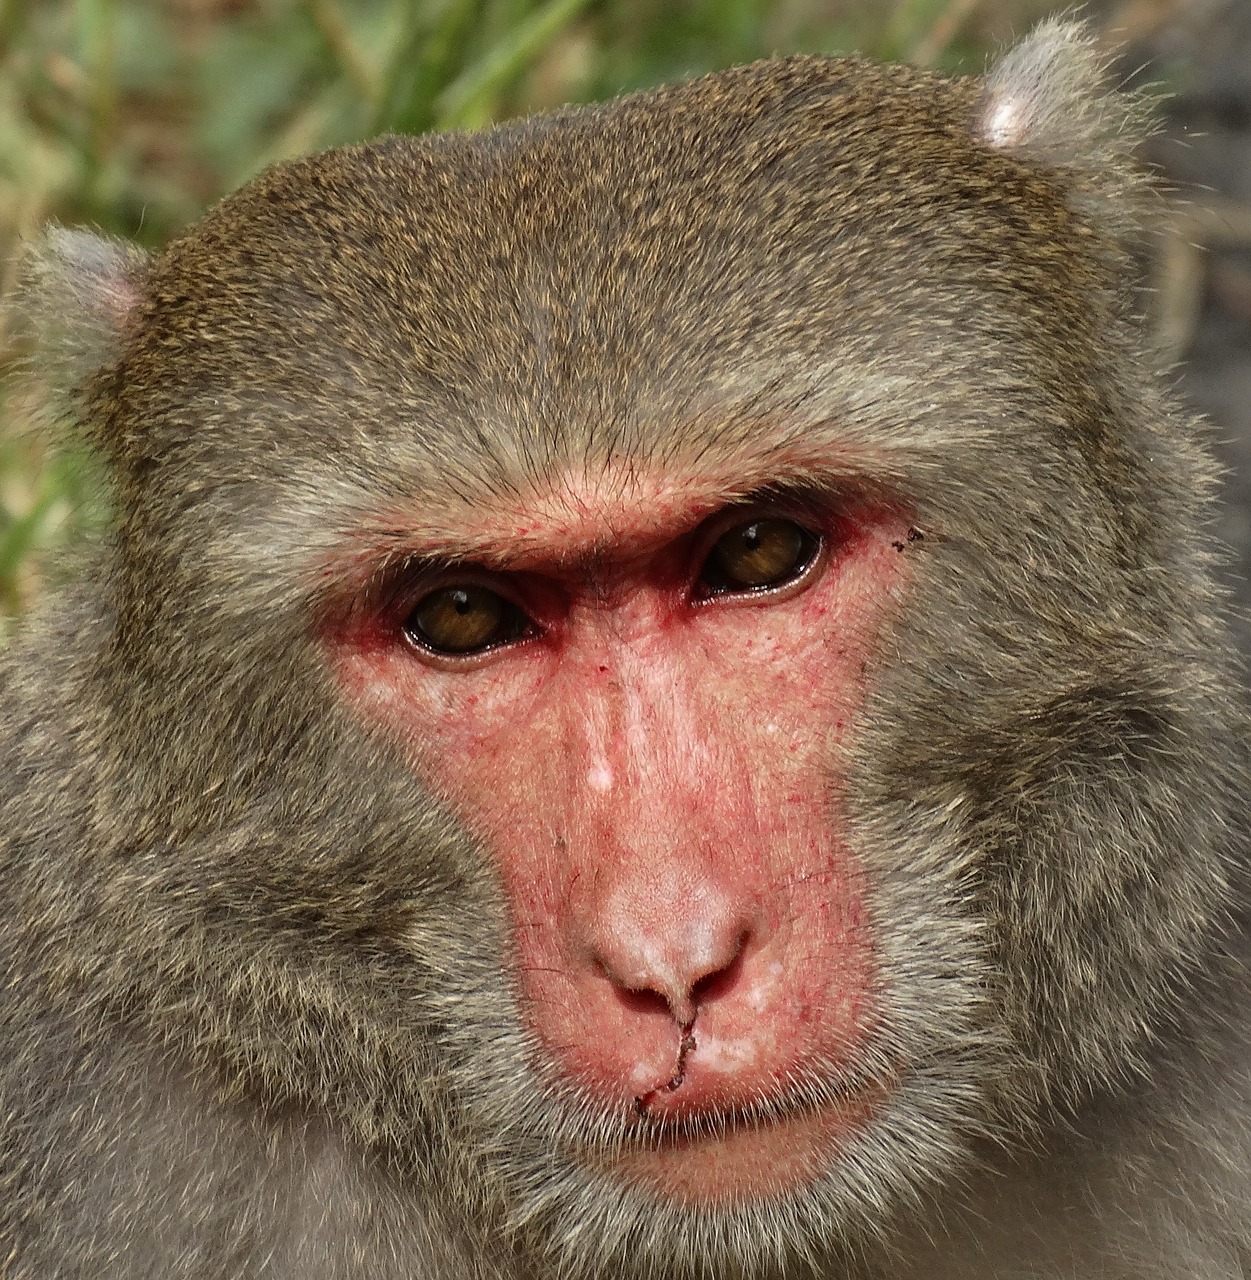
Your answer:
129;54;1079;503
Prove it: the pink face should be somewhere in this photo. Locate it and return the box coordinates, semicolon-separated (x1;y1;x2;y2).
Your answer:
329;465;912;1205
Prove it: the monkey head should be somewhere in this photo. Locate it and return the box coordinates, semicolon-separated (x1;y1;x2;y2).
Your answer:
15;19;1244;1279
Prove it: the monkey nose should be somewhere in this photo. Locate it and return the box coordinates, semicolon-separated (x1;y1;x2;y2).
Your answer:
584;880;750;1026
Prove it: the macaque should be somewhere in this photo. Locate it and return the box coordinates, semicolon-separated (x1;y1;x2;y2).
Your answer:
2;19;1248;1279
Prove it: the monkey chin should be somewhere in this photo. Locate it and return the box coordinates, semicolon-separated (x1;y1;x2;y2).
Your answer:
607;1095;877;1207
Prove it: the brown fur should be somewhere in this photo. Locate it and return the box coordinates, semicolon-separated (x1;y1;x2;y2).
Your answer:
2;21;1248;1278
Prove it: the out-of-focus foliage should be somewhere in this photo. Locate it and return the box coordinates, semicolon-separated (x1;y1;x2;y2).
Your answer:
0;0;1055;631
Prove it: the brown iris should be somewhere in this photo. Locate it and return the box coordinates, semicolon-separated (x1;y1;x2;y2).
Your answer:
404;585;529;656
699;518;820;596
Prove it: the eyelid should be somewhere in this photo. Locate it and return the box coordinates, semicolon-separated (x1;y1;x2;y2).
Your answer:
388;562;532;619
691;496;826;558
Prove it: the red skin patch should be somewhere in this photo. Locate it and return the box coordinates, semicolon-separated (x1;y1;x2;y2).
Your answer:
328;468;912;1205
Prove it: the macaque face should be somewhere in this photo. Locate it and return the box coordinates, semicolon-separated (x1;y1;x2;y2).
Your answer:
12;22;1243;1280
330;463;916;1204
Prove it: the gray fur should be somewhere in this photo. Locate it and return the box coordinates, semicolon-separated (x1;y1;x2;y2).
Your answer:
2;21;1248;1279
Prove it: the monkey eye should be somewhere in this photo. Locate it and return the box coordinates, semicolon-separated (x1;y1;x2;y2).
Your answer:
403;584;532;656
696;517;822;598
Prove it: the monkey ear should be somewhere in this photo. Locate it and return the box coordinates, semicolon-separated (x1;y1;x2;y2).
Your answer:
973;20;1149;185
13;226;149;428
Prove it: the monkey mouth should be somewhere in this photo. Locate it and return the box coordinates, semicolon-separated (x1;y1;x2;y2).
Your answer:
627;1103;801;1149
597;1075;888;1206
619;1015;886;1148
620;1068;886;1150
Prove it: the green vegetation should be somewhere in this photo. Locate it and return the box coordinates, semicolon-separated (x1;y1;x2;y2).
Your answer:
0;0;1048;629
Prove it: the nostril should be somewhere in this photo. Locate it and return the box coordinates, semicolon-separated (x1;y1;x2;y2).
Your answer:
689;935;748;1008
613;985;674;1021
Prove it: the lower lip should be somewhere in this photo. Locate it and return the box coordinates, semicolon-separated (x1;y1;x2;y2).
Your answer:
606;1095;876;1206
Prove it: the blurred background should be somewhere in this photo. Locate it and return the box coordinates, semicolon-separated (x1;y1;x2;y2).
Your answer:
1;0;1249;639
